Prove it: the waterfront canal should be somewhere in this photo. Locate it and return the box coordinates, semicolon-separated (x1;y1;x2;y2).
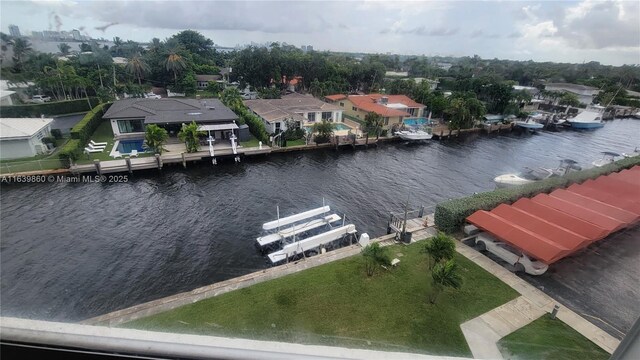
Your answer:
1;119;639;323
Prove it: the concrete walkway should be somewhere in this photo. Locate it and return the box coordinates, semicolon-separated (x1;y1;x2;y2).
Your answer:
456;241;620;357
460;296;546;359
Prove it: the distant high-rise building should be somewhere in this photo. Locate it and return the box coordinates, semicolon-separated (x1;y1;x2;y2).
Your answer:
301;45;313;53
31;31;44;40
71;29;82;41
307;45;313;52
8;24;21;38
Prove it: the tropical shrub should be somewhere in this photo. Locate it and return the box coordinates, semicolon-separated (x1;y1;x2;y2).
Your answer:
434;156;640;233
57;139;83;166
178;121;205;153
312;120;334;144
144;124;169;154
430;259;463;304
362;242;391;276
422;232;456;268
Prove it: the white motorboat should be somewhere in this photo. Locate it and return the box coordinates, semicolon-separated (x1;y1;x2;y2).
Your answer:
623;147;640;158
514;117;544;130
566;105;605;129
592;151;621;167
494;167;555;188
396;129;433;141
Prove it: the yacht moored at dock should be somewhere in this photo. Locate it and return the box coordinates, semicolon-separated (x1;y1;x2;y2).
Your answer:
566;105;606;129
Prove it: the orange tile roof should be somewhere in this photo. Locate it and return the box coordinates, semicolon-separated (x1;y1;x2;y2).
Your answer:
347;95;412;117
365;93;424;108
325;94;347;101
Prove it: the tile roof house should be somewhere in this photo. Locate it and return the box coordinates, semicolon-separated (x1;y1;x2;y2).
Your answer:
103;98;238;140
324;94;426;130
244;93;343;134
0;117;53;159
544;83;600;105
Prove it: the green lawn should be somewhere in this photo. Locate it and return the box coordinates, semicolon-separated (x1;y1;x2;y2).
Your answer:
122;242;518;356
239;136;261;148
498;314;609;360
285;139;306;147
75;121;117;164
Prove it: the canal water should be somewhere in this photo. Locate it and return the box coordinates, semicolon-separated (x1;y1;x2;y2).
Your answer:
1;119;639;322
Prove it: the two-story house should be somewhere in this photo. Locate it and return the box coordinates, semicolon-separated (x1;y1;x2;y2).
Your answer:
324;94;426;130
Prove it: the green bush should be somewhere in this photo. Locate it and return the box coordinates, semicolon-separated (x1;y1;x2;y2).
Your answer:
434;156;640;233
58;139;83;166
70;103;111;143
0;98;100;117
51;129;63;139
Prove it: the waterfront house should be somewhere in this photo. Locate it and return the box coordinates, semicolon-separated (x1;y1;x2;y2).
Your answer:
244;93;343;134
0;117;53;159
324;94;426;130
544;83;600;105
103;98;239;142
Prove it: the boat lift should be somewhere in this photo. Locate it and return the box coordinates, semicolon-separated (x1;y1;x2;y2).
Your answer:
256;213;342;247
267;224;357;263
262;205;331;231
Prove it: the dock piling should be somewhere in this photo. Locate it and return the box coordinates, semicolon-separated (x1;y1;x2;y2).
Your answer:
93;159;101;175
181;152;187;169
155;154;162;170
125;157;132;174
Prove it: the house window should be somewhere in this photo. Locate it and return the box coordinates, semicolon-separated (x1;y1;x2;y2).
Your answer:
275;122;281;132
307;112;316;122
352;106;357;111
117;119;144;133
383;117;389;125
321;112;332;121
339;102;344;107
36;131;45;140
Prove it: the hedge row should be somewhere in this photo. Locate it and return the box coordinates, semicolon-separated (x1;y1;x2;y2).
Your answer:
0;98;100;118
233;106;270;143
70;103;111;143
434;156;640;233
58;139;83;166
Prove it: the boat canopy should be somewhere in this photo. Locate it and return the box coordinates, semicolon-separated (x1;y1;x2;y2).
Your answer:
467;166;640;264
262;206;330;231
600;151;621;157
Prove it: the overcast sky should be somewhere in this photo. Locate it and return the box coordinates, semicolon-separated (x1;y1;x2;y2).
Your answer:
2;0;639;66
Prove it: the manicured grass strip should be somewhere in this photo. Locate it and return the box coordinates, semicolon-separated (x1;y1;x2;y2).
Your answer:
122;242;518;356
75;121;117;164
286;139;306;147
498;314;609;360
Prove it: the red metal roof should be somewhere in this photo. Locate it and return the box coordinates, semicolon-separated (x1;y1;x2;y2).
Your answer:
467;166;640;264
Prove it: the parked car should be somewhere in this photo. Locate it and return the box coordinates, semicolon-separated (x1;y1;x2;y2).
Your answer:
144;93;161;99
474;232;549;275
30;95;51;103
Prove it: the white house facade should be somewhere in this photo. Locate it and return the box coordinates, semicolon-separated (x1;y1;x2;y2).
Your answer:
0;117;53;159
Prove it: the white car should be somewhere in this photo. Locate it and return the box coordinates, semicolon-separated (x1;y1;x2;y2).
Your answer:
30;95;51;103
144;93;161;99
474;233;548;275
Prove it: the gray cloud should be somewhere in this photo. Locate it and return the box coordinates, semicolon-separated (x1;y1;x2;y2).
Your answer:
382;26;459;36
470;30;484;38
507;31;521;38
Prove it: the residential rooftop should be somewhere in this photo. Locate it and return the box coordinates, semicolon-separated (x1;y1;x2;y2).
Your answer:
244;93;340;123
326;94;425;117
103;98;238;124
0;117;53;139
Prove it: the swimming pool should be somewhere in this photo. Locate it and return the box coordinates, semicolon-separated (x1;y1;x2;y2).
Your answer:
403;118;432;126
117;139;145;154
334;123;351;130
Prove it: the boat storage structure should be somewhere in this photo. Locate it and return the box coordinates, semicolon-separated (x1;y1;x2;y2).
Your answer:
467;166;640;265
257;205;359;264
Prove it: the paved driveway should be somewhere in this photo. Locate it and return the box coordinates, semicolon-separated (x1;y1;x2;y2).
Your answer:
51;113;86;135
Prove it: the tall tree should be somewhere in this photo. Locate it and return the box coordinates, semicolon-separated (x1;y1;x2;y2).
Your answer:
126;53;150;85
363;112;383;142
165;49;187;85
11;38;32;72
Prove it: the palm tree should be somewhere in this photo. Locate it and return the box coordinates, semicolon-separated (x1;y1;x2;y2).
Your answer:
311;119;335;144
143;124;169;154
12;38;32;72
220;87;243;110
165;50;186;85
126;54;150;85
362;243;390;276
178;121;205;153
422;232;456;269
429;259;463;304
112;36;124;56
363;112;384;143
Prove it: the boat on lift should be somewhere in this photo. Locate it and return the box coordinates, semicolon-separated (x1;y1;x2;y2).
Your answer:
622;147;640;158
